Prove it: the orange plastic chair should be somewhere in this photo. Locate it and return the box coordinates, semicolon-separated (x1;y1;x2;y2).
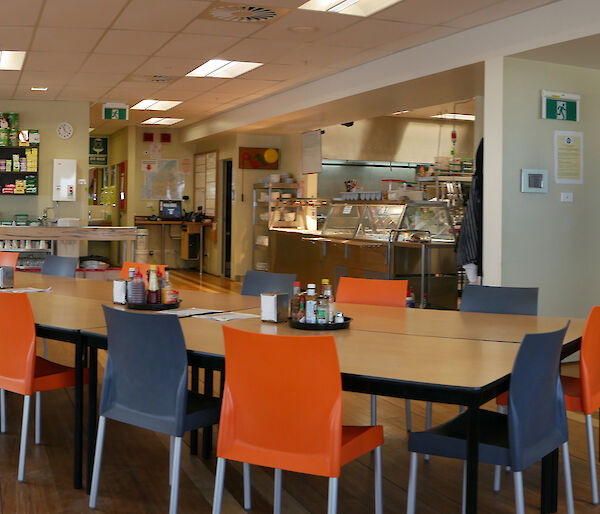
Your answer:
120;262;167;285
335;276;409;428
336;277;408;307
0;293;88;482
212;326;384;514
0;251;19;268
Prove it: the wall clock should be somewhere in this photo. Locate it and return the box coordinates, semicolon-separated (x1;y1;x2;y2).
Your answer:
57;122;74;140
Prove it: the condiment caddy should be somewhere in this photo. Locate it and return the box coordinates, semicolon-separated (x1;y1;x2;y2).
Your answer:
289;279;351;330
113;265;180;311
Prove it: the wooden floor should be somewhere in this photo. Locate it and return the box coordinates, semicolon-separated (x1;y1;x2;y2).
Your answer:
12;271;600;513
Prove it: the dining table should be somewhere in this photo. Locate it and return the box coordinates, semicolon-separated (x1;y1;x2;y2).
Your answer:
10;271;585;514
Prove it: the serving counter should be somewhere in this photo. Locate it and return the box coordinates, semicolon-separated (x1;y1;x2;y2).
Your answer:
269;201;458;309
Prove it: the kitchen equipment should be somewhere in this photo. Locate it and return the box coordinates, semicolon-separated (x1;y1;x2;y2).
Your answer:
0;266;15;288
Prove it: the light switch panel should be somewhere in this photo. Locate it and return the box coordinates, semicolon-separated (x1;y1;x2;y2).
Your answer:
560;192;573;202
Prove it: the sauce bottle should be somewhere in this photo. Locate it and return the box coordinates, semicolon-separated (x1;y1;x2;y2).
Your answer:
161;268;178;304
291;281;302;320
126;267;135;301
129;268;146;304
305;284;317;324
147;265;160;304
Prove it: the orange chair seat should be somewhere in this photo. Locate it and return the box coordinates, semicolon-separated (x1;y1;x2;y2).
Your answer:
560;375;584;412
33;357;89;392
495;391;508;406
341;425;384;467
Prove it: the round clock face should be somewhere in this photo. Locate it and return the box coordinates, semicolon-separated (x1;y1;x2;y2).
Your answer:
57;122;74;140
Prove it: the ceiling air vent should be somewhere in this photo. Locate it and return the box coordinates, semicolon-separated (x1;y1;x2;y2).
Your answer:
127;75;173;83
202;3;287;23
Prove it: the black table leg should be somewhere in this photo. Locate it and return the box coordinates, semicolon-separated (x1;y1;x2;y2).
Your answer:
202;368;214;459
86;345;98;493
465;406;480;514
190;364;199;456
541;449;559;513
74;336;84;490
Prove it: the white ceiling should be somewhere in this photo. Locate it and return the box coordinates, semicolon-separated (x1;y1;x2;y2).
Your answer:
0;0;559;135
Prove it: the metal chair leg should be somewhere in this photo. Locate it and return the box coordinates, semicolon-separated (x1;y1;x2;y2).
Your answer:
406;452;418;514
461;462;467;514
562;442;575;514
274;468;282;514
586;413;599;504
327;477;338;514
370;395;377;425
513;471;525;514
424;402;432;461
169;436;182;514
493;463;502;492
374;446;383;514
89;416;107;509
35;391;41;445
17;395;31;482
243;462;252;510
43;338;48;359
1;388;6;433
212;458;226;514
169;436;175;486
405;399;412;432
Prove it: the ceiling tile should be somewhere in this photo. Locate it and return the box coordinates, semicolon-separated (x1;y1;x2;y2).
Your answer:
319;19;428;49
81;54;147;74
0;0;43;26
251;10;361;42
271;44;355;67
374;0;500;25
0;71;22;85
213;0;307;7
39;0;128;28
445;0;557;29
184;18;263;37
325;47;394;70
14;87;58;100
133;57;201;77
156;77;226;92
146;89;203;101
113;0;211;31
0;26;34;49
57;86;111;101
376;25;460;52
216;37;303;62
0;85;15;98
24;52;88;72
95;30;174;56
241;63;307;80
156;33;240;59
70;72;127;88
31;27;104;53
19;71;74;87
186;91;244;106
211;78;280;95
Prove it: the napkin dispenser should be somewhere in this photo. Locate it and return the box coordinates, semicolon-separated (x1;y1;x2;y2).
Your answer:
0;266;15;289
260;292;289;322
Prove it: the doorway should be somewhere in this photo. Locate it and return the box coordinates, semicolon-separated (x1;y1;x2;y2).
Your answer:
222;159;233;278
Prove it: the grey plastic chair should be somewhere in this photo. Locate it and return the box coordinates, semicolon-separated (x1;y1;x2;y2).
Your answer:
241;270;297;299
89;307;221;514
41;255;78;278
460;285;539;316
406;325;574;514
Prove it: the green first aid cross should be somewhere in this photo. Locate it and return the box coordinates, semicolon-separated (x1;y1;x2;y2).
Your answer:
546;98;577;121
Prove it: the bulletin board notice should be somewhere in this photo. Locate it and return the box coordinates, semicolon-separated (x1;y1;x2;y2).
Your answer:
554;131;583;184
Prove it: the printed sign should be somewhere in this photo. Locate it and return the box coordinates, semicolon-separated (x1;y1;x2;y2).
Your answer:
89;137;108;166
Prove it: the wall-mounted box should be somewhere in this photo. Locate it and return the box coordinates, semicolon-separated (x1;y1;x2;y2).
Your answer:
53;158;77;201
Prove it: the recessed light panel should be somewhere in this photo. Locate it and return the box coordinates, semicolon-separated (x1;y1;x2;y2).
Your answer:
132;99;182;111
141;118;184;126
299;0;401;16
186;59;263;78
0;51;26;70
30;87;48;92
431;114;476;121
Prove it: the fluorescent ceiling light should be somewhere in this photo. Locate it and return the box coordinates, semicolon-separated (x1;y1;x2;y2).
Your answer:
186;59;263;79
131;99;182;111
298;0;401;16
393;110;410;115
141;117;184;126
431;113;476;121
0;50;26;70
30;87;48;91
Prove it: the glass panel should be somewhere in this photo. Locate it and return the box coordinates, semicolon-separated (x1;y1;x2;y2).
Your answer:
356;204;405;241
397;202;455;242
321;204;364;238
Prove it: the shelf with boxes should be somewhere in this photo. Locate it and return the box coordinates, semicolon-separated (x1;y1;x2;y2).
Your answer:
0;145;40;195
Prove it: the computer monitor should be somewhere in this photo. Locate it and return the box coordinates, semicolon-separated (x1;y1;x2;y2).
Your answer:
159;200;182;220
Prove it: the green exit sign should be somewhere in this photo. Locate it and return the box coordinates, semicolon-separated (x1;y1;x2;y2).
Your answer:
541;90;580;121
102;103;129;121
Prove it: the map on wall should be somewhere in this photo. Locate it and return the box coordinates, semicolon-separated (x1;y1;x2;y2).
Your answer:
141;159;185;200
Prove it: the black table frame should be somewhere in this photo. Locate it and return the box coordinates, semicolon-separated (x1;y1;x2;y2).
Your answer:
43;325;580;513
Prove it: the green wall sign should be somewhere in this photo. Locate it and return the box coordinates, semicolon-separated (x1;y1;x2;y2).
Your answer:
541;90;580;121
89;137;108;166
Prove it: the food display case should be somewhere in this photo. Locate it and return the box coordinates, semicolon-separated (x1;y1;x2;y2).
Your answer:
356;203;406;241
396;201;456;242
321;203;364;239
270;198;329;232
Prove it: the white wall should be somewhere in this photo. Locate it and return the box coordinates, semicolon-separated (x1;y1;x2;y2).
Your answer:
501;57;600;317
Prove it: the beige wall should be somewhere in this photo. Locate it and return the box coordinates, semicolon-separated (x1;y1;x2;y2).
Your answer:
0;100;89;224
501;57;600;317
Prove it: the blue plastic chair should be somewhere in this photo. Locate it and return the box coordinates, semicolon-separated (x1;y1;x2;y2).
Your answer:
41;255;78;278
241;270;297;299
460;285;539;316
89;307;221;514
406;325;574;514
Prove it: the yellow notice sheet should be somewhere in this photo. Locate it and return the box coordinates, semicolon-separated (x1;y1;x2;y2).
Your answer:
554;131;583;184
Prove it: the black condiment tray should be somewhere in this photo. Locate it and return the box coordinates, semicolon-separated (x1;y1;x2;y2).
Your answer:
288;317;351;330
127;300;181;311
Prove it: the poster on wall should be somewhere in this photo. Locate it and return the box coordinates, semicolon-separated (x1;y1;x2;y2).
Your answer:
554;131;583;184
141;159;185;200
239;147;279;169
89;137;108;166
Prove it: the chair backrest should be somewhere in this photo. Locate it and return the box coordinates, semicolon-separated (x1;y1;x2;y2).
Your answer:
218;326;343;477
41;255;78;277
508;324;568;471
240;270;297;299
336;277;408;307
579;306;600;414
0;293;37;395
0;251;19;268
120;262;167;282
460;285;538;315
101;306;189;436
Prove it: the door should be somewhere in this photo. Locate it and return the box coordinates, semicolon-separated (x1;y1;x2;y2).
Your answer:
222;159;233;278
